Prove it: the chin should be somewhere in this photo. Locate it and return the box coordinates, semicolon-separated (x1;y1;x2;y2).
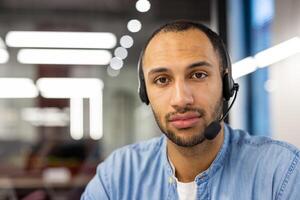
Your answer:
165;127;206;147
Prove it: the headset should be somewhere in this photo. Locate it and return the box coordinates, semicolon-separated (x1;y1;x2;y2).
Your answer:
137;38;238;105
137;27;239;140
136;23;240;140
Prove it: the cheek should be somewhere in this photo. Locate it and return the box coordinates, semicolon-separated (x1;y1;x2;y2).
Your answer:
148;86;171;109
151;103;168;129
149;94;171;124
193;81;222;107
206;81;223;114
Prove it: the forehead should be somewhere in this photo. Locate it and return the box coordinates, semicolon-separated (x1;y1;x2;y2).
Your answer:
142;29;219;71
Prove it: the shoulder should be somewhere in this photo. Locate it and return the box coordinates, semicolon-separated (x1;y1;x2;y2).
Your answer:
226;125;300;168
226;125;300;158
225;125;300;198
81;136;166;199
225;125;300;176
91;136;166;198
105;135;165;163
97;135;166;176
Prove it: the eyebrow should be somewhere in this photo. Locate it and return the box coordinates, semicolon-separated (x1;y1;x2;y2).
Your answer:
148;67;169;76
147;61;212;76
188;61;212;69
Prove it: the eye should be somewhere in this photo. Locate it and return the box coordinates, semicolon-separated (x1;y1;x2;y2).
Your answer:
154;76;170;86
191;72;208;80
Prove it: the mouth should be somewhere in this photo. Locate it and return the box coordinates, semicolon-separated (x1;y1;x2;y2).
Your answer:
168;112;201;129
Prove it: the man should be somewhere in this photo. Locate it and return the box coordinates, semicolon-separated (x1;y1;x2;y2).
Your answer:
81;20;300;200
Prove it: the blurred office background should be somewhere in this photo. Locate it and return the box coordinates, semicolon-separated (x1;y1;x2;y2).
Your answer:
0;0;299;199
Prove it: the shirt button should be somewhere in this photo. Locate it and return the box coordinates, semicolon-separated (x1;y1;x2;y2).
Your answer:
168;177;174;184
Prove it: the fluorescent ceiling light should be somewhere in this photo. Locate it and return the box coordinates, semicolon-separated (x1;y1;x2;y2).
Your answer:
0;78;38;98
18;49;112;65
70;98;84;140
21;107;69;127
232;37;300;79
36;78;103;98
232;57;257;79
90;93;103;140
254;37;300;68
0;49;9;64
36;78;104;140
6;31;117;49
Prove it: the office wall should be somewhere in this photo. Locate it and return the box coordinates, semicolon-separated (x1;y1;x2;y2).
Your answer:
269;0;300;147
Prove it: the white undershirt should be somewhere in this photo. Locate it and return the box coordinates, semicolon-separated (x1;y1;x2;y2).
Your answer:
168;157;197;200
176;180;197;200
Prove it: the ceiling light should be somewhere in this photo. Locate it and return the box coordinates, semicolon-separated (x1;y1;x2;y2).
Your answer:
18;49;112;65
114;47;128;59
0;78;38;98
120;35;134;48
36;78;103;98
36;78;104;140
109;57;123;70
21;107;69;127
136;0;151;12
232;37;300;79
89;94;103;140
127;19;142;33
6;31;117;49
70;98;84;140
232;57;257;79
254;37;300;68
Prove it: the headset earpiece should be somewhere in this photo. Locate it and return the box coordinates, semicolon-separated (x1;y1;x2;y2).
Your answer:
138;53;150;105
221;40;236;101
223;73;234;101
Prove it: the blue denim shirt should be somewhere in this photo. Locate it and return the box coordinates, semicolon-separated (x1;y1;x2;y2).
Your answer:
81;124;300;200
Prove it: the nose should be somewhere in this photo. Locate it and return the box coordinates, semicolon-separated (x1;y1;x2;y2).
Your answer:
170;81;194;109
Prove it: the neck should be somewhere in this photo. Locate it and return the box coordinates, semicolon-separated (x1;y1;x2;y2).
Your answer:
167;124;224;183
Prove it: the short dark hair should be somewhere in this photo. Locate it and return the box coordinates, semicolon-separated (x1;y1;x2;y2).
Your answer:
139;20;230;73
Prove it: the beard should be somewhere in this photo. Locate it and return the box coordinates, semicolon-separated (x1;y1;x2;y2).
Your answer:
152;98;223;147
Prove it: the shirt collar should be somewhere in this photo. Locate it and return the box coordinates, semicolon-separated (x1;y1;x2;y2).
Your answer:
163;123;231;180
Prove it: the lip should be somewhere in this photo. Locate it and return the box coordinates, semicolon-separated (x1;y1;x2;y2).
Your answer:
168;113;201;129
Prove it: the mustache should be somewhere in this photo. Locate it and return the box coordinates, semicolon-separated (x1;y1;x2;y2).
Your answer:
165;107;206;121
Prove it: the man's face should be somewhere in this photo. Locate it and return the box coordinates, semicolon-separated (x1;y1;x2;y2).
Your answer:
143;29;223;147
